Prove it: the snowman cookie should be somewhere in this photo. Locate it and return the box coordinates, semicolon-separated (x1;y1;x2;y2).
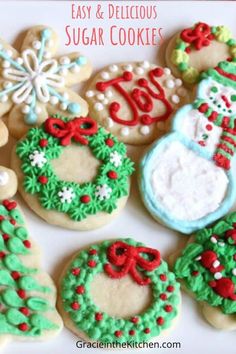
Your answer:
85;62;188;145
139;60;236;234
59;238;181;345
0;25;92;139
166;22;236;85
12;115;134;230
174;213;236;329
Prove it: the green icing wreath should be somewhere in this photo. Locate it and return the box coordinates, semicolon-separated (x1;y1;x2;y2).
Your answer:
174;212;236;314
16;116;134;222
61;238;180;344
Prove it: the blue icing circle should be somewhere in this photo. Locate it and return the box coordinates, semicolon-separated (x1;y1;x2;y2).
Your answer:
25;112;37;125
75;56;87;66
41;28;51;40
68;103;81;114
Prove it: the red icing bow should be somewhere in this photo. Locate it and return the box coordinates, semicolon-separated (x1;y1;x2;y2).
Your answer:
181;22;214;50
44;117;98;146
104;241;161;286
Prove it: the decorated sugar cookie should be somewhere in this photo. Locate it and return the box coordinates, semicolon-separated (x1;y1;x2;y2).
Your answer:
59;238;181;344
12;115;134;230
85;62;188;145
174;213;236;329
166;22;236;85
0;25;92;139
139;60;236;234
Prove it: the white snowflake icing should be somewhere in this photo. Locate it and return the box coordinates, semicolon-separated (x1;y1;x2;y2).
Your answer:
95;184;112;201
110;151;122;167
29;150;47;168
58;187;75;204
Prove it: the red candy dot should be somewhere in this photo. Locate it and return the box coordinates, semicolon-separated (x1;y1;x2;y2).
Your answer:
114;330;123;338
153;67;164;77
23;240;31;249
87;260;96;268
71;302;80;310
185;47;191;54
167;285;174;292
0;252;6;258
18;323;28;332
39;139;48;147
105;138;114;147
123;71;133;81
129;330;135;336
198;140;206;147
3;234;9;242
0;215;4;221
206;124;213;131
71;268;80;276
156;317;164;325
192;270;199;276
233;254;236;261
107;171;117;179
11;271;21;280
160;293;167;301
144;328;151;334
76;285;85;294
160;274;167;281
96;82;106;92
164;305;173;312
17;289;26;299
20;307;30;316
10;219;16;225
89;249;97;255
130;317;139;324
38;176;48;184
95;313;103;321
80;195;90;204
138;78;148;87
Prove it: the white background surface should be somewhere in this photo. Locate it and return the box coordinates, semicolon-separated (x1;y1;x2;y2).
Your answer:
0;1;235;353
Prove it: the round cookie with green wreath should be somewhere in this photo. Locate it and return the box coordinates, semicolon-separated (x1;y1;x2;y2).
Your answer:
165;22;236;86
59;238;181;345
173;213;236;330
11;115;134;230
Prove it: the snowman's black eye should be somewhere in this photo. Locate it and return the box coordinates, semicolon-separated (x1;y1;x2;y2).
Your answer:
231;95;236;102
211;86;218;93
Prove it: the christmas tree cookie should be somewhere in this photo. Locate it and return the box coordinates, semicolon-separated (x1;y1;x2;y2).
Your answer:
59;238;181;345
0;25;92;139
166;22;236;85
174;213;236;329
12;115;134;230
85;62;189;145
139;60;236;234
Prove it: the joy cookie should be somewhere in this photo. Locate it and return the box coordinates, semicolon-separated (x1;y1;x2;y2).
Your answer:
85;62;188;145
12;115;134;230
166;22;236;85
59;238;181;344
0;25;92;139
174;213;236;330
139;60;236;234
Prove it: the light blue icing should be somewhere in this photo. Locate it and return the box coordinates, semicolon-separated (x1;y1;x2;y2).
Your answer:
75;56;87;65
68;102;81;114
140;80;236;235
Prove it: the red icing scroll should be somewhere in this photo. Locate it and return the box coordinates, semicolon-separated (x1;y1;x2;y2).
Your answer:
180;22;214;50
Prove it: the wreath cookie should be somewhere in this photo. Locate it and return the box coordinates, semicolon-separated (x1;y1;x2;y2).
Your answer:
59;238;181;345
0;25;92;139
166;22;236;85
85;62;189;145
174;213;236;330
12;116;134;230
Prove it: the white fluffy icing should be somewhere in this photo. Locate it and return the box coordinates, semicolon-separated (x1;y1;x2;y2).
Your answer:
150;141;228;221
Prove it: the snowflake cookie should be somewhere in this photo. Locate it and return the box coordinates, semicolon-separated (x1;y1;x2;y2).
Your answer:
0;25;92;139
174;213;236;330
139;60;236;234
13;115;134;230
85;62;189;145
166;22;236;85
59;238;181;345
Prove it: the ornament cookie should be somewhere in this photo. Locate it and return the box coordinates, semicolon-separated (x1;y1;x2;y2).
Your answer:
12;116;134;230
0;25;92;139
174;213;236;329
139;60;236;234
85;62;188;145
59;238;181;344
166;22;236;85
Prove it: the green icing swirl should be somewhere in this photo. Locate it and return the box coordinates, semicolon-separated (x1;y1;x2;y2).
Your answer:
16;116;134;222
174;212;236;314
61;238;180;344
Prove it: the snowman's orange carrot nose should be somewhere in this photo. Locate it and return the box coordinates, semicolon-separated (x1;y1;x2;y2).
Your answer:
221;95;231;108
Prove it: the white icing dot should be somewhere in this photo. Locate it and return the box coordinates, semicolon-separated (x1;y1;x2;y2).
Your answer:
43;51;52;59
22;105;30;114
140;125;150;136
105;117;114;128
195;256;202;261
101;71;110;80
85;90;94;98
5;50;13;58
210;236;217;244
214;272;222;280
60;103;68;111
232;268;236;276
218;242;225;247
71;64;80;73
0;95;8;103
32;40;41;50
0;171;9;186
212;260;220;268
171;94;180;104
97;93;105;101
94;102;104;111
63;92;69;100
164;67;171;75
59;68;68;76
25;95;33;104
105;90;113;98
123;64;133;72
35;106;42;114
2;60;10;68
140;60;150;69
120;127;130;136
175;79;182;87
166;79;175;89
177;87;187;97
3;81;12;89
135;67;144;75
50;96;59;105
109;64;118;72
103;98;109;105
59;56;71;65
16;57;24;65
